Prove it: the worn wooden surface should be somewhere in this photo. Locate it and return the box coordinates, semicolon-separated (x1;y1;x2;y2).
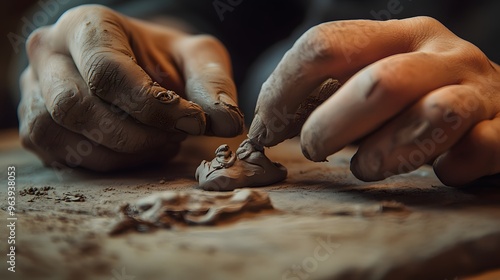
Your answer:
0;129;499;280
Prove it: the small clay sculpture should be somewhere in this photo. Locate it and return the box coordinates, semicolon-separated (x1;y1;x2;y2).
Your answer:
195;139;287;191
195;79;340;191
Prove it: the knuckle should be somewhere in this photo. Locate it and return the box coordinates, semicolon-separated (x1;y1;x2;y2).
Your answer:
423;96;458;126
411;16;443;32
452;42;491;73
64;5;131;90
59;4;112;24
426;88;483;122
26;27;49;59
371;52;432;97
49;88;80;126
295;23;333;62
369;65;399;97
87;53;126;96
182;35;229;60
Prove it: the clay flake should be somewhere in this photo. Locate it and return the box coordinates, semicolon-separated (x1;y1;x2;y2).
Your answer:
195;139;287;191
110;189;274;234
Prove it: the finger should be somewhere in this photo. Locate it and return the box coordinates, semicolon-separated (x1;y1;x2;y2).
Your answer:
19;68;180;171
171;35;244;137
285;78;342;139
249;17;453;146
32;47;185;153
350;85;491;181
18;67;56;164
300;50;460;162
434;117;500;186
43;6;206;134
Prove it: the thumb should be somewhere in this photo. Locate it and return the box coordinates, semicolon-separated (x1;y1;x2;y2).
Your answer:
49;5;207;134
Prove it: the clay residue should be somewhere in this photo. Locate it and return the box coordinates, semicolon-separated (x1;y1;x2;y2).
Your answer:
110;189;274;235
295;78;341;125
249;78;341;145
195;139;287;191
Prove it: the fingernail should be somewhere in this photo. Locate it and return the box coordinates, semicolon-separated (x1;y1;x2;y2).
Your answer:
155;90;179;104
217;92;238;108
175;116;203;135
301;145;313;161
351;150;383;181
301;143;327;162
210;92;244;136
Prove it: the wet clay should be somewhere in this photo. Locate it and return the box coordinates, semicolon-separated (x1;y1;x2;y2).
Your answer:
195;139;287;191
110;189;273;234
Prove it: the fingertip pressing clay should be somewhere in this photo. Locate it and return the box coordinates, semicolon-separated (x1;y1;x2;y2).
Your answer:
195;139;287;191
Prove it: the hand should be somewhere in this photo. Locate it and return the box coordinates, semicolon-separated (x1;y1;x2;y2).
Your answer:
18;4;243;171
248;16;500;186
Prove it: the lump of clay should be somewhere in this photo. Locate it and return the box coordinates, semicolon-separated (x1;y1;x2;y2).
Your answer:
110;189;273;235
195;139;287;191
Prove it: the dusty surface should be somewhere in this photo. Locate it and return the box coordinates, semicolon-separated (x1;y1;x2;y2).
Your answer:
1;129;500;280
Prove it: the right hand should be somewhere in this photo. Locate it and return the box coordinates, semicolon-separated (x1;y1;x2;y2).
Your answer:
18;4;243;171
249;17;500;186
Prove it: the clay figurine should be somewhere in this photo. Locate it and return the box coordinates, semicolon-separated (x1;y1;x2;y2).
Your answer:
195;139;287;191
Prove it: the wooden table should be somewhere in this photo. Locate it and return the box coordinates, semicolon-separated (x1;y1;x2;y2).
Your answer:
0;129;499;280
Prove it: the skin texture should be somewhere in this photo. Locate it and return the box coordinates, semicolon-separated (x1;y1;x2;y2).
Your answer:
250;78;341;144
18;4;243;171
248;16;500;186
195;139;287;191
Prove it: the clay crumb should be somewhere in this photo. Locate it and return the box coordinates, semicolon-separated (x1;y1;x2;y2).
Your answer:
20;186;54;196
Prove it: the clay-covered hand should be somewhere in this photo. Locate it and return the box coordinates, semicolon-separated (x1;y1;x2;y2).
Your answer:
248;16;500;186
18;4;243;171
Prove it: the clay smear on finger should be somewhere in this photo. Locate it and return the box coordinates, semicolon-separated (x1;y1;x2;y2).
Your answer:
195;139;287;191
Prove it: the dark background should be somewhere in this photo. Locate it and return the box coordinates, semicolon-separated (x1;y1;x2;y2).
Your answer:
2;0;500;130
1;1;36;129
